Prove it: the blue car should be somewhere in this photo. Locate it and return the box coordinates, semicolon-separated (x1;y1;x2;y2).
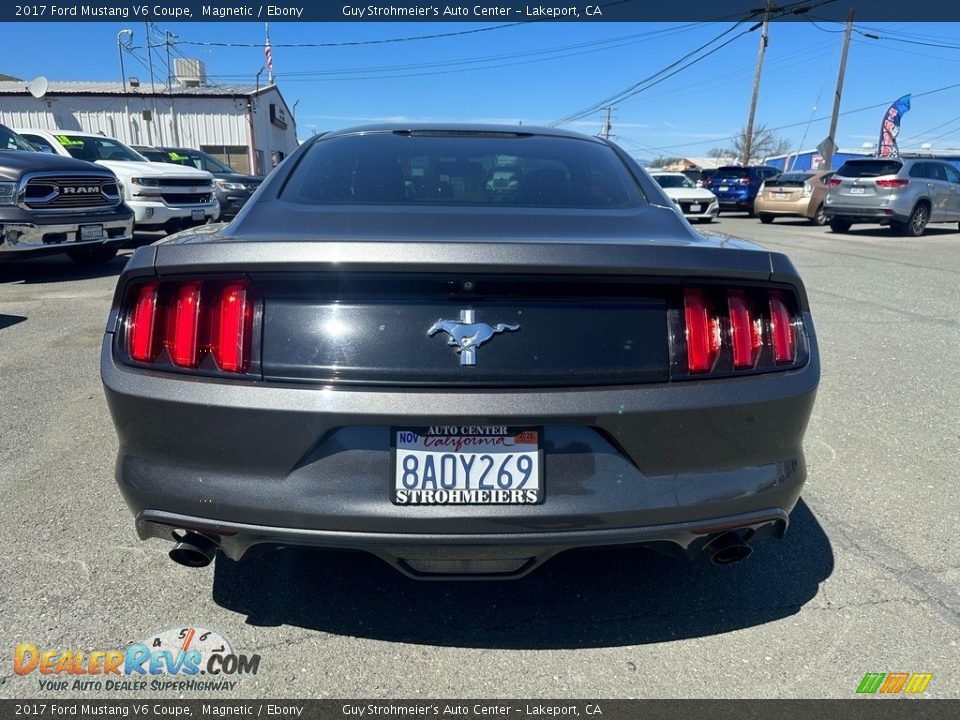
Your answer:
710;165;781;216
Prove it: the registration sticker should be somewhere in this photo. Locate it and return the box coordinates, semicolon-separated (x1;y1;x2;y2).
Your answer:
392;426;542;505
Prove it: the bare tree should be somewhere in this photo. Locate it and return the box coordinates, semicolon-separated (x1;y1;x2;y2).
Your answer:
648;156;684;168
727;124;792;163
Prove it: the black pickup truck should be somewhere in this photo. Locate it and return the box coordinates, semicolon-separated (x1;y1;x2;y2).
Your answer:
0;124;134;264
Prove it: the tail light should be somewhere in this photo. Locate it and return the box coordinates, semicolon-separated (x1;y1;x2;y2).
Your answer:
128;283;160;362
738;177;752;185
801;182;813;198
170;282;202;367
683;289;720;373
727;290;762;369
875;178;909;188
768;292;796;364
121;279;257;375
828;178;842;186
672;286;806;378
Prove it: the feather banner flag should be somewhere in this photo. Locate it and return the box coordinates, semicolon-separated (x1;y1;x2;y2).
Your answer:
878;95;911;158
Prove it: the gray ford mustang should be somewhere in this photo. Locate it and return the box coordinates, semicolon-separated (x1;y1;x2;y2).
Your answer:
101;125;819;579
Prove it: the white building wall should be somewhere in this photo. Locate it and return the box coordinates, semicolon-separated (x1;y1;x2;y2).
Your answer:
0;87;297;175
250;88;299;173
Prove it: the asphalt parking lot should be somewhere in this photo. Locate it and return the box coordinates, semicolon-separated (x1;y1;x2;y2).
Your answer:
1;217;958;700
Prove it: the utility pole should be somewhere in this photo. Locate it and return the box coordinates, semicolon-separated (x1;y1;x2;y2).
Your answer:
117;29;132;145
742;0;773;165
823;7;854;169
165;30;180;146
145;22;159;145
165;31;176;88
600;106;613;139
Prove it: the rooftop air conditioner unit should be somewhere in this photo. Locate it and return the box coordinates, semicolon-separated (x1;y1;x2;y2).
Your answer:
174;58;206;87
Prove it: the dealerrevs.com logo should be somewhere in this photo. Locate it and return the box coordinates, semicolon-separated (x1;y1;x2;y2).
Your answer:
14;626;260;692
856;672;933;695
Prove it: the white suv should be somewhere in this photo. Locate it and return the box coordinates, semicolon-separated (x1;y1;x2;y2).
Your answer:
16;129;219;233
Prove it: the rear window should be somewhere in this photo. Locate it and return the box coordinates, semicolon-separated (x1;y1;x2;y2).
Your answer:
713;167;748;180
282;132;641;208
776;173;813;183
772;173;813;186
652;174;695;189
837;160;903;178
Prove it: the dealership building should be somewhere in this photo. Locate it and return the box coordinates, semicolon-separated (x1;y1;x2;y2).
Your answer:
0;68;298;176
765;147;960;171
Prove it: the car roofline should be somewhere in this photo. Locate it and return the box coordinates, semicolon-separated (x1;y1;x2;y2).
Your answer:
317;123;610;144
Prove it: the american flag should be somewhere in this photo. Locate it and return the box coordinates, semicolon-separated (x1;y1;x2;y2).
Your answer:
264;26;273;80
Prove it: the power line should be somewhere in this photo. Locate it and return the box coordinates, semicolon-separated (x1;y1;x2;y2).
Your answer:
615;79;960;154
174;22;528;49
548;0;840;128
176;24;713;83
549;22;754;127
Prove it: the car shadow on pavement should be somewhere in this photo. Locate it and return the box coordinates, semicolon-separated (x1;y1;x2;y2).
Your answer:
211;499;833;649
0;251;130;284
0;313;27;330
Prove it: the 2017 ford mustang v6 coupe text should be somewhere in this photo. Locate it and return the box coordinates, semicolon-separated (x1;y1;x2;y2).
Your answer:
101;125;819;579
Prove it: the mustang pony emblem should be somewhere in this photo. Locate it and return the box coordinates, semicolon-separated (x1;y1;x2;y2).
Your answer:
427;309;519;366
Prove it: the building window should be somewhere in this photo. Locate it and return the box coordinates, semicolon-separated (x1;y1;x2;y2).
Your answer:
200;145;250;174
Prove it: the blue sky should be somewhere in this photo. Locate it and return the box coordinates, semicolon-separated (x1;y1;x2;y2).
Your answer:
5;20;960;158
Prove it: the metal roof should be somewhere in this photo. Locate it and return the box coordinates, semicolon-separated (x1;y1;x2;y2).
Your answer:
0;80;270;97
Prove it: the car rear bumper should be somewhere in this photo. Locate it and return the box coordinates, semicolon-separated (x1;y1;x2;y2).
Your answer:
754;197;816;218
824;205;910;223
137;506;790;579
715;196;755;210
102;313;819;577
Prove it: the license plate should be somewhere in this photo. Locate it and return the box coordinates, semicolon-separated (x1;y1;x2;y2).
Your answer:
78;224;103;242
689;204;701;213
774;192;788;200
718;185;729;191
393;426;541;505
191;209;206;221
849;186;865;194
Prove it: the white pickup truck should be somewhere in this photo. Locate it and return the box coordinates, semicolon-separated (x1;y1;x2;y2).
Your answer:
16;129;219;234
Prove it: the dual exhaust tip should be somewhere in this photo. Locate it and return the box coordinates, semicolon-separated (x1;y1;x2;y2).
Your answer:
166;529;753;570
169;532;218;568
705;531;753;566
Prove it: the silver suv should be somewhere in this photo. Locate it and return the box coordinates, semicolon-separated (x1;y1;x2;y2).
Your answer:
824;156;960;236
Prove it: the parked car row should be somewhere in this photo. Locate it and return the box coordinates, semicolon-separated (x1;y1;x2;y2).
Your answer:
0;123;263;264
655;156;960;237
824;156;960;236
133;145;262;220
0;124;133;264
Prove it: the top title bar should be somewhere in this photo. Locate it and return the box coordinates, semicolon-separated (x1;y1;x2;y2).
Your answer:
1;0;957;23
